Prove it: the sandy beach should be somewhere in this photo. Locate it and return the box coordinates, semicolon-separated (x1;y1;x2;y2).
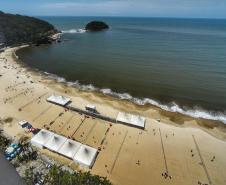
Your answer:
1;46;226;185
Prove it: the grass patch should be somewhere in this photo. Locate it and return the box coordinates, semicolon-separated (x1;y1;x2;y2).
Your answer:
0;131;10;151
24;165;112;185
3;117;13;123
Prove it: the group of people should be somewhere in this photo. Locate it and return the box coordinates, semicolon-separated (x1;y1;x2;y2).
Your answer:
191;149;195;157
198;181;208;185
5;81;26;92
161;171;172;179
3;87;33;104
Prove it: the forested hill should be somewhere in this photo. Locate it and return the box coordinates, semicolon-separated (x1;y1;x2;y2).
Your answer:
0;11;58;47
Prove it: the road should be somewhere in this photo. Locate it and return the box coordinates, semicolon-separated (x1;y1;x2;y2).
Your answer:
0;152;25;185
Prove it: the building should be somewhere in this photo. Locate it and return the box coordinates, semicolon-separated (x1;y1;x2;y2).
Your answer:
18;120;29;128
85;104;97;113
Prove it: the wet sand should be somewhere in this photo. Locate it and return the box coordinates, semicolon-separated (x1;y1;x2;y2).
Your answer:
0;46;226;185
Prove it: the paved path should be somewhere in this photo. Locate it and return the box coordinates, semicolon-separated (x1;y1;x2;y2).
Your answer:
0;152;25;185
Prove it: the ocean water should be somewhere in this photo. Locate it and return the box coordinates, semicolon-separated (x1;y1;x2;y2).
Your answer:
17;17;226;123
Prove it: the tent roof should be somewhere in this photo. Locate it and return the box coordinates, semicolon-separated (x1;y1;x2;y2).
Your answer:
47;95;70;106
31;129;54;146
73;144;98;168
116;112;146;129
85;104;96;110
58;139;82;159
31;130;98;168
44;134;67;152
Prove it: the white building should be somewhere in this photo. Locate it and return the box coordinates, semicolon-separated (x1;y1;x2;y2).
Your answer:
44;134;67;152
58;139;82;159
85;104;96;112
47;95;71;106
73;144;98;168
30;129;54;148
116;112;146;129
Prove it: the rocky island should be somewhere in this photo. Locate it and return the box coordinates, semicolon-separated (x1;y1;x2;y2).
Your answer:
85;21;109;31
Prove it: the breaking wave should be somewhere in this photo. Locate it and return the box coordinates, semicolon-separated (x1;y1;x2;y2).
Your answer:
61;29;86;34
43;71;226;124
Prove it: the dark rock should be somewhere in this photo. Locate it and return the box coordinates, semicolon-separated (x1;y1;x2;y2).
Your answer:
35;37;52;46
85;21;109;31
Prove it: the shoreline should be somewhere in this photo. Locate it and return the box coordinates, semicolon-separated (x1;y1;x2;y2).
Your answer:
1;45;226;185
33;69;226;124
14;45;226;141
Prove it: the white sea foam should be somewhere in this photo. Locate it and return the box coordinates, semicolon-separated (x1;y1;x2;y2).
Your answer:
42;71;226;124
62;29;86;34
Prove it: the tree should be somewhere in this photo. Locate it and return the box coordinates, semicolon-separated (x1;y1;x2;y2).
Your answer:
0;132;10;151
24;167;36;185
0;11;58;46
44;165;112;185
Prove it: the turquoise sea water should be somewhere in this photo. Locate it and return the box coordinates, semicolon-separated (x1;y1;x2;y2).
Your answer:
17;17;226;123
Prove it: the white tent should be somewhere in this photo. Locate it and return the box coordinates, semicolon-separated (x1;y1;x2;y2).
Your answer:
116;112;146;129
31;131;98;168
44;134;67;152
85;104;96;112
58;139;82;159
30;129;54;148
73;144;98;168
47;95;71;106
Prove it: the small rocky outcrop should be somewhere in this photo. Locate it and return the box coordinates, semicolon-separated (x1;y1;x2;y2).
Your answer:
85;21;109;31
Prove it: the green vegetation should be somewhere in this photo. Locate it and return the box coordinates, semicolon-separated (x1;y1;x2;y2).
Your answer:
24;167;37;185
85;21;109;31
17;138;38;163
0;130;10;151
3;117;13;123
24;165;112;185
45;166;112;185
0;11;58;46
